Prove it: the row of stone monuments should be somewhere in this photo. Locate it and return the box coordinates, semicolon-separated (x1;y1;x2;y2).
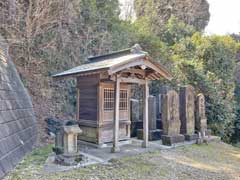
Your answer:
131;85;210;146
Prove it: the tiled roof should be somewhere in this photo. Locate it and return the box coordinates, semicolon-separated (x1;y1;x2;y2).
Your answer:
52;45;146;77
52;44;172;80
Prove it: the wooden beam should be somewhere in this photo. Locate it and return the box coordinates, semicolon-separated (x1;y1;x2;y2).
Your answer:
146;72;161;80
142;80;149;148
151;73;160;80
111;74;120;153
108;59;145;75
53;69;107;80
110;75;146;85
108;58;172;81
147;74;155;80
121;68;145;77
144;59;172;80
76;88;80;120
119;77;146;84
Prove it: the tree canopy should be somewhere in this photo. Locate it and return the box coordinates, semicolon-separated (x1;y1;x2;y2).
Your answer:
0;0;239;144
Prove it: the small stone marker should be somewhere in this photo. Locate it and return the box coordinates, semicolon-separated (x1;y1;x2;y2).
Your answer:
137;95;162;140
148;95;162;140
130;99;141;137
180;85;198;141
195;93;211;136
161;90;185;145
55;130;64;152
149;95;157;130
156;94;162;119
156;94;162;129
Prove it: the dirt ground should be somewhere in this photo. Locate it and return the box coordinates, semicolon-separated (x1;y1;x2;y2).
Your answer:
5;141;240;180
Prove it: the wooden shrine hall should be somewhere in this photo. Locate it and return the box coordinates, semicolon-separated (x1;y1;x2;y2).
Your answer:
53;44;172;152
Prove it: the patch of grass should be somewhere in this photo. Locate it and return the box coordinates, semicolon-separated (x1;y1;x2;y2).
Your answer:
19;144;53;167
5;142;240;180
7;144;53;180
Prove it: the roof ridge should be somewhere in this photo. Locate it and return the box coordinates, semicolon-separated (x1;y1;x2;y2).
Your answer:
87;48;132;62
87;44;149;63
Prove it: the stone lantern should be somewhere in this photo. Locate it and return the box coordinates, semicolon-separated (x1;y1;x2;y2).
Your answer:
63;125;82;154
54;123;83;166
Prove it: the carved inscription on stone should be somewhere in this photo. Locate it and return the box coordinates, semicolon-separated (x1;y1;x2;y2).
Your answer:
195;93;207;131
162;90;181;136
180;85;195;134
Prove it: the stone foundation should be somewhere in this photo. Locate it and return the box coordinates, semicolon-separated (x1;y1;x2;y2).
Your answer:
184;134;198;141
161;134;185;146
55;153;83;166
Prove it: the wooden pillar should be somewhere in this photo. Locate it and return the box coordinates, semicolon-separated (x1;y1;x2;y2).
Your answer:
111;74;120;153
76;88;80;120
142;80;149;148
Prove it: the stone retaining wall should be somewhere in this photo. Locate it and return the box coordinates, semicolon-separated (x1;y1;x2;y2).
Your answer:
0;36;37;178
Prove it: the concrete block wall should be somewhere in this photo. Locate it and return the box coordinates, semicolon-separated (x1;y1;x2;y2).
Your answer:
0;37;37;178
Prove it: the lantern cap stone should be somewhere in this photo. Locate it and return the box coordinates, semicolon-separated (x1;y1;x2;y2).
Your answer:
63;125;82;134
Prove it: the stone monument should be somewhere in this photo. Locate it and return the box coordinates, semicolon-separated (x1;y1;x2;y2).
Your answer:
161;90;185;145
130;99;141;137
195;93;211;136
156;94;162;129
137;95;162;140
180;85;198;141
157;85;172;129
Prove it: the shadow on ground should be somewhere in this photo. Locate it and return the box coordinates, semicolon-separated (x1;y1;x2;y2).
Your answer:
5;142;240;180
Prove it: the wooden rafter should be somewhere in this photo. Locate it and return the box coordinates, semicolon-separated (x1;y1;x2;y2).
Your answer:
121;68;145;77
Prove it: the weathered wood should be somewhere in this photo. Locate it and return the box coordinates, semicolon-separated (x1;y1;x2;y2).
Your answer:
100;123;130;144
103;110;128;122
108;59;145;75
112;74;120;153
78;119;97;127
119;77;146;84
121;68;145;77
78;75;99;121
142;80;149;148
110;75;146;84
108;58;172;80
76;88;80;120
147;72;161;80
53;69;107;80
78;126;98;143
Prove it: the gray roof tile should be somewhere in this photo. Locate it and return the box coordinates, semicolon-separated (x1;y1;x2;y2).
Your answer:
53;53;146;77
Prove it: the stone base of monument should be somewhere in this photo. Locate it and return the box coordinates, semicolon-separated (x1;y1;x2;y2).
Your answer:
55;153;84;166
156;120;162;129
184;134;198;141
137;129;163;141
44;152;105;173
161;134;185;146
131;121;143;137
